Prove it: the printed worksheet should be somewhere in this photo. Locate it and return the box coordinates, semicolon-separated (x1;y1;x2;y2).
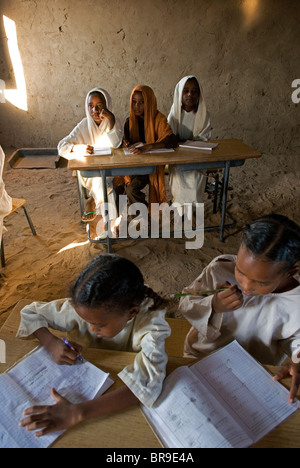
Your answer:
0;346;113;448
142;341;299;448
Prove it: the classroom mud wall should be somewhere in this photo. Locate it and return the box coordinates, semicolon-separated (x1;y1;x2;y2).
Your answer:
0;0;299;154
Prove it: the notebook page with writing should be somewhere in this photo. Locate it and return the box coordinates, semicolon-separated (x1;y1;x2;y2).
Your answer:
0;346;113;448
190;341;298;443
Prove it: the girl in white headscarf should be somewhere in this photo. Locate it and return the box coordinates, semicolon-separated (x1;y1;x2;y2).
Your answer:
168;76;211;207
0;146;12;245
58;88;122;232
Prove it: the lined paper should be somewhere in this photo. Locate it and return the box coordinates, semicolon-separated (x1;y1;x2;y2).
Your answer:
142;341;298;448
0;346;113;448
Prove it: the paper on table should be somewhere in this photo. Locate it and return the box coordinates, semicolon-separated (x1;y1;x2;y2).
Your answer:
142;341;299;448
123;143;174;155
86;146;112;156
179;140;218;150
0;346;113;448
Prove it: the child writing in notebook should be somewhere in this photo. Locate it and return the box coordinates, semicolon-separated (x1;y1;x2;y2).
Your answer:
115;85;178;207
18;254;170;437
180;214;300;403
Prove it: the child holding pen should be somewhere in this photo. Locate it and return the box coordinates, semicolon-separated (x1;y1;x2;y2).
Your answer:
179;214;300;403
17;254;170;437
115;85;178;207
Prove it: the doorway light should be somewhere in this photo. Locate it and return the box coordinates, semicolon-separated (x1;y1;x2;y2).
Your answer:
3;15;28;111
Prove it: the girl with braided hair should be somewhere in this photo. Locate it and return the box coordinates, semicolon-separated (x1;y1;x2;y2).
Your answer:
17;254;170;437
180;214;300;404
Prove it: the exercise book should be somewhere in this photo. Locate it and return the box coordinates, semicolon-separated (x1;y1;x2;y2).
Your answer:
0;346;113;448
142;341;299;448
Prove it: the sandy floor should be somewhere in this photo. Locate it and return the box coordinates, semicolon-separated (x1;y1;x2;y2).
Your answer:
0;148;299;328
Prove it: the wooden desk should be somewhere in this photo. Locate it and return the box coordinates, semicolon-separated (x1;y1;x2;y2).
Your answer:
68;139;261;251
0;336;299;448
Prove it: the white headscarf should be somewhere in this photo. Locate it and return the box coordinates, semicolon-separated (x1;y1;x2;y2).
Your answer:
0;146;12;240
85;87;114;145
168;76;211;141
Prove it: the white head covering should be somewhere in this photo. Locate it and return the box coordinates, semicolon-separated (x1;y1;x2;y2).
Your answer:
0;146;12;240
85;87;114;145
168;76;211;141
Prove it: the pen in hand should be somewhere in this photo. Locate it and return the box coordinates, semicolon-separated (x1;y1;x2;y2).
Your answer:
170;288;228;299
62;337;83;362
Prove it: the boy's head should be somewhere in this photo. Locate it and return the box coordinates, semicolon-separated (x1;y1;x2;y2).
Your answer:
235;214;300;296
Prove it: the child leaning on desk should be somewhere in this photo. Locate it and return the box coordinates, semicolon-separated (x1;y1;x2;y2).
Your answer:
17;254;170;437
179;214;300;403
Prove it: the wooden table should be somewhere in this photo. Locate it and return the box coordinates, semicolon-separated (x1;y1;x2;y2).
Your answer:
1;306;299;449
68;139;261;251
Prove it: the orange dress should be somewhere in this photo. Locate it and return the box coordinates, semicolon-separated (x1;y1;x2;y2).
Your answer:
115;85;175;205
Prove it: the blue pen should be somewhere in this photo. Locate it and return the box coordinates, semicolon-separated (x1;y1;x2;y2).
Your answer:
62;337;83;362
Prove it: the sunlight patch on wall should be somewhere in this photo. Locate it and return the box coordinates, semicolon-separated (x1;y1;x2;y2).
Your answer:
2;15;28;111
242;0;260;28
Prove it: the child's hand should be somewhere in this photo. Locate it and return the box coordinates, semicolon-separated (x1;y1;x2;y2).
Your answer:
86;145;94;154
273;361;300;404
100;108;115;130
212;283;243;314
48;336;83;366
19;388;82;437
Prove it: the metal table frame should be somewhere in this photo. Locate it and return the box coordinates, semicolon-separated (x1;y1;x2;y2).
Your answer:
78;158;245;253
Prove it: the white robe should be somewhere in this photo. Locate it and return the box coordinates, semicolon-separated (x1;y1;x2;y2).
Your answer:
180;255;300;365
168;76;211;206
17;297;171;408
0;146;12;244
58;88;122;220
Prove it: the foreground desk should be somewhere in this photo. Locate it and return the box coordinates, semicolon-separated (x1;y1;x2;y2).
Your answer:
68;139;261;252
0;335;299;448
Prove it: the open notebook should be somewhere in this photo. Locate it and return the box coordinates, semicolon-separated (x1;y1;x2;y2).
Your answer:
123;142;174;155
142;341;298;448
0;346;113;448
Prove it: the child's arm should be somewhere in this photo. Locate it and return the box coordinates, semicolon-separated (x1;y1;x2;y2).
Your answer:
180;257;243;355
19;385;139;437
34;327;82;365
17;299;86;364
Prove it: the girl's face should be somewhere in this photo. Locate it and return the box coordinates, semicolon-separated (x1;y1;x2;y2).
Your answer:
132;91;145;118
182;79;200;112
235;244;294;297
74;304;139;339
88;93;106;125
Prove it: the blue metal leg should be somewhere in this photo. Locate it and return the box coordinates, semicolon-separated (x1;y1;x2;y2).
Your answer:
220;161;230;242
101;170;112;253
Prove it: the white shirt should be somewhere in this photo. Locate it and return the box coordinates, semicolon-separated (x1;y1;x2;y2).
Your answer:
180;255;300;365
17;297;171;407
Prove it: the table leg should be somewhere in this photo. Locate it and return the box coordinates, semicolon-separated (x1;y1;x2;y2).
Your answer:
220;161;230;242
101;170;112;253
